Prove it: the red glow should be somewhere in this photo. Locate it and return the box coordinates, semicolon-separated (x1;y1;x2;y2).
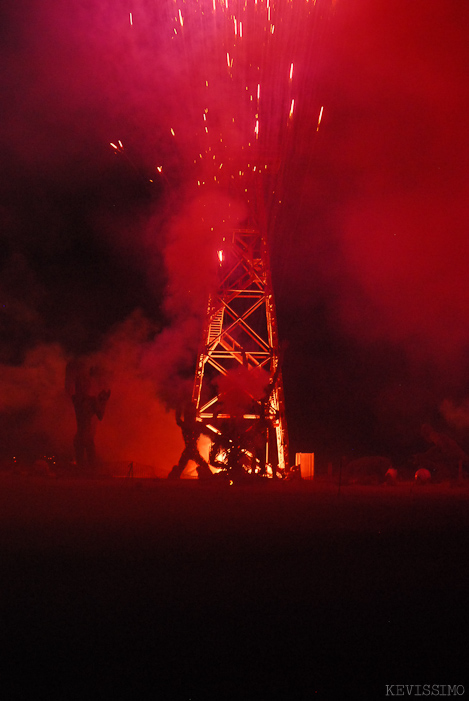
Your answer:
3;0;469;467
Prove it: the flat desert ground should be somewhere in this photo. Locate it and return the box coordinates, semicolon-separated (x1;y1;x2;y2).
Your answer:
0;475;468;699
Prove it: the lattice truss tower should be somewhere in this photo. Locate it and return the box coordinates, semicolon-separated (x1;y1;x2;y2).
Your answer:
192;227;289;475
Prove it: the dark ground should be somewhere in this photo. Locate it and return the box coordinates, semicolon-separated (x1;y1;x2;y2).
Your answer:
0;476;468;700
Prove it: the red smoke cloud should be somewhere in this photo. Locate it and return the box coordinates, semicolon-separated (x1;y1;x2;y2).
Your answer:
322;1;469;365
2;0;469;463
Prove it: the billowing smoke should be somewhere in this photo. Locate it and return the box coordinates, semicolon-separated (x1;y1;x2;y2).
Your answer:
270;0;469;456
0;317;184;475
0;1;253;470
0;344;73;456
1;1;469;465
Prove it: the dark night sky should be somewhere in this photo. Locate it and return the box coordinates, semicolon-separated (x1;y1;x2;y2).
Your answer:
1;0;469;471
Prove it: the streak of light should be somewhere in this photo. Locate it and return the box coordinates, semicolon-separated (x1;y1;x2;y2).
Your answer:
119;0;333;234
317;105;324;130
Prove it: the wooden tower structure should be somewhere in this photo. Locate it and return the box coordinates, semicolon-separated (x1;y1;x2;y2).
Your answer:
192;226;289;477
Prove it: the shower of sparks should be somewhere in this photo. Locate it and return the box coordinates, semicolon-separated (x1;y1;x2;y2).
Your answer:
114;1;334;226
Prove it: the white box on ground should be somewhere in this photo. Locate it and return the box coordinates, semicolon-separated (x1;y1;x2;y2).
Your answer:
295;452;314;480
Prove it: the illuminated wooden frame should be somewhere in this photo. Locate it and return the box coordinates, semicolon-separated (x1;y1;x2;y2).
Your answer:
192;228;289;474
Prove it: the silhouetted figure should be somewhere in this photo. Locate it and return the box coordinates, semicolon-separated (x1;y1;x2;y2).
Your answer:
66;360;110;474
168;402;213;480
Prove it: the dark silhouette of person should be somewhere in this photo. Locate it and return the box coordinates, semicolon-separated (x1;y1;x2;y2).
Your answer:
66;360;110;474
168;402;213;480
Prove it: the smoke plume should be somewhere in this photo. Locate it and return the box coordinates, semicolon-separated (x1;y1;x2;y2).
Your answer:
1;1;469;465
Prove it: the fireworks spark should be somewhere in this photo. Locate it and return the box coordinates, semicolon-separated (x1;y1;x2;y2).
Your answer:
113;1;333;228
317;105;324;130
